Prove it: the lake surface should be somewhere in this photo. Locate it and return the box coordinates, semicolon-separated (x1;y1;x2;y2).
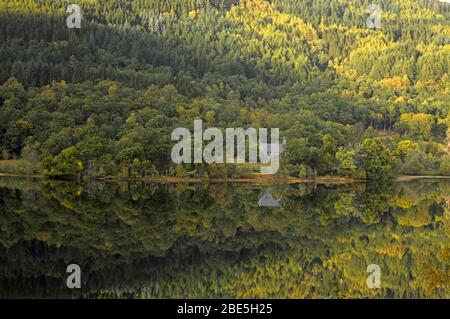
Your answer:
0;177;448;298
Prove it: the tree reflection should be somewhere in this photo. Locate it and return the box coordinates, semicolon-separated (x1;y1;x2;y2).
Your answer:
0;178;448;298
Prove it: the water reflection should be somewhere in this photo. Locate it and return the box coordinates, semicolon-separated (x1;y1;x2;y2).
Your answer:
0;177;448;298
258;189;282;207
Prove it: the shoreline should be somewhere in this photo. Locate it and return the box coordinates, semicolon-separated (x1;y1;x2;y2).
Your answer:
0;173;357;184
394;175;450;182
100;176;359;185
1;172;450;184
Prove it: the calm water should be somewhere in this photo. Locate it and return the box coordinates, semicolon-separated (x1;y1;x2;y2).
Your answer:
0;177;448;298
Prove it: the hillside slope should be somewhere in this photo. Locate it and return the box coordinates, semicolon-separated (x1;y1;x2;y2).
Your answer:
0;0;449;179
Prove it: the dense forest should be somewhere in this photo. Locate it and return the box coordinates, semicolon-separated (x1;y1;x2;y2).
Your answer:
0;0;449;180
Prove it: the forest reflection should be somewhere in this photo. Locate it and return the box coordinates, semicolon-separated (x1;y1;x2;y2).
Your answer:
0;178;448;298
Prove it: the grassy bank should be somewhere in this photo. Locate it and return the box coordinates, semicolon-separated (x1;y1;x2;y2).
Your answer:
0;160;42;176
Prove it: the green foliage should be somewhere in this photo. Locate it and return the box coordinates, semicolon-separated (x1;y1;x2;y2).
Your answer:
336;148;357;177
0;0;449;179
439;157;450;176
44;146;82;177
298;164;314;179
359;138;393;181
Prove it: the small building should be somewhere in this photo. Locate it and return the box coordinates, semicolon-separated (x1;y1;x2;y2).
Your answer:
260;137;287;157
